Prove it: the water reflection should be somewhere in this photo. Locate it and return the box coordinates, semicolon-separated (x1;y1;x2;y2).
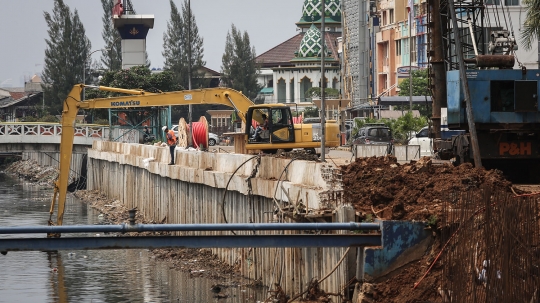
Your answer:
0;173;265;303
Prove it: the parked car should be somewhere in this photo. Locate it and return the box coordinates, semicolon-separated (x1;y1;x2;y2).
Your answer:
352;123;394;145
208;133;219;146
171;125;219;146
408;126;432;157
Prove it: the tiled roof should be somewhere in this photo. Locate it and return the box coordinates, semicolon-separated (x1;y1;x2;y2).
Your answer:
0;92;41;109
256;31;341;68
256;34;304;67
9;92;26;100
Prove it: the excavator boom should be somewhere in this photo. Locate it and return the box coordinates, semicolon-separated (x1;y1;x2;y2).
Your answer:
49;84;254;231
49;84;340;232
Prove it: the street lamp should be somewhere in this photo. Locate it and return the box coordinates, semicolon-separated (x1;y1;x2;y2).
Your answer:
83;48;109;101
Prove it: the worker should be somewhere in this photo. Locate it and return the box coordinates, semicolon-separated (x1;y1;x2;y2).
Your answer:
162;126;177;165
252;114;269;140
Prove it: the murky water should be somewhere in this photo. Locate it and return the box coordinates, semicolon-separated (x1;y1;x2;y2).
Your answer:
0;173;265;303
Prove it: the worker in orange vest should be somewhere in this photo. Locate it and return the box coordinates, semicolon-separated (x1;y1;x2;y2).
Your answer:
162;126;177;165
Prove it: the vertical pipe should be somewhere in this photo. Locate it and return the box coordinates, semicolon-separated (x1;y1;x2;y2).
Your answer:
447;0;482;168
430;0;446;140
321;0;326;162
108;109;112;141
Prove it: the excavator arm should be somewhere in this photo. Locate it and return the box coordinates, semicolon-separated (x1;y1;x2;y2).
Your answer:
48;84;255;231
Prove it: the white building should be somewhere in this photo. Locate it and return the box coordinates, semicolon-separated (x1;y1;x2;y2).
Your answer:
255;0;342;106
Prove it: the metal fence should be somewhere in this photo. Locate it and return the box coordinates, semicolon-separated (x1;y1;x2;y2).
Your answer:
353;144;420;162
441;189;540;302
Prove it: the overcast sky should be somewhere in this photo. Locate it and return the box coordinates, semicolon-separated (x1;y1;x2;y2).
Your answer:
0;0;302;87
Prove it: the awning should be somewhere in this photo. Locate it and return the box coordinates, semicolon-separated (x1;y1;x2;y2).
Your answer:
259;87;274;95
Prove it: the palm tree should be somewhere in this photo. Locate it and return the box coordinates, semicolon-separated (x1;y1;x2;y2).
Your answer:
521;0;540;50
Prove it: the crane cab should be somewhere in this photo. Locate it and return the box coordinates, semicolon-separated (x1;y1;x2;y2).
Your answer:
245;105;296;145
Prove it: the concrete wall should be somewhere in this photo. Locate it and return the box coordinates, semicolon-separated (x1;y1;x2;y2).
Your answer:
363;220;432;280
87;141;354;297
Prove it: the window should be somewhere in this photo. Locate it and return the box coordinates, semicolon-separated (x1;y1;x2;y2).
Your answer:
417;128;428;137
289;78;294;103
300;77;312;102
504;0;519;5
485;0;501;4
389;9;394;24
411;37;417;63
491;80;514;112
396;39;402;56
277;78;286;103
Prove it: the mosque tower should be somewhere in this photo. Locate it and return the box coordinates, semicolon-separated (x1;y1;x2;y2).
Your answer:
255;0;342;105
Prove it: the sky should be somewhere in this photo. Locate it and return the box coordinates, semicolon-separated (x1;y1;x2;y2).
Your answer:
0;0;303;87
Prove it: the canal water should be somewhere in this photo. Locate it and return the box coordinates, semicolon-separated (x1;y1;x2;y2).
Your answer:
0;172;265;303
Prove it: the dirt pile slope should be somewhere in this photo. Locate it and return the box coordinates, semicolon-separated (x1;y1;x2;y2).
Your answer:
342;156;512;222
341;156;513;303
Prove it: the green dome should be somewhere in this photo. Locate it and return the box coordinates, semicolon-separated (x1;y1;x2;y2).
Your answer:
300;0;341;23
297;24;327;58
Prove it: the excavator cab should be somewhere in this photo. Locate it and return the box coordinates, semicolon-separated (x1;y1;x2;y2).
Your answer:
246;105;295;144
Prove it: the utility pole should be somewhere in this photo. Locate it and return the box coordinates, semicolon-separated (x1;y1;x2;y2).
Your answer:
447;0;482;168
320;0;326;162
188;0;193;146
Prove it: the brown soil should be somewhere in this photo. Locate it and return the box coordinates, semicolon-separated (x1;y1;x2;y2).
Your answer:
342;156;512;222
340;156;520;303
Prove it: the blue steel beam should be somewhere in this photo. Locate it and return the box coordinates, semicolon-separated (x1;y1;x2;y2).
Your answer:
0;222;380;234
0;235;382;252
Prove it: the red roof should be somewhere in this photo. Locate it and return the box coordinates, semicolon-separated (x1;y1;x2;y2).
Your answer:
256;31;341;68
256;34;303;67
9;92;27;100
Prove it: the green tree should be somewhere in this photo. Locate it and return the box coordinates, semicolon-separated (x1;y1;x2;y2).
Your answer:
42;0;91;115
100;0;123;70
396;69;431;117
163;0;206;89
221;24;261;101
303;107;320;118
521;0;540;50
85;66;182;124
397;69;429;96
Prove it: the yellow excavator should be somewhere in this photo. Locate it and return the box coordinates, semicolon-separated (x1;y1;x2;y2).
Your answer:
48;84;340;230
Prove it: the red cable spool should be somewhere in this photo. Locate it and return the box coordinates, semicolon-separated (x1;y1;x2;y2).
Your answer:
183;116;209;149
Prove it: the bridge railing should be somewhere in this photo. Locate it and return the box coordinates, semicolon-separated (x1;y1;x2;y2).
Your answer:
0;123;116;145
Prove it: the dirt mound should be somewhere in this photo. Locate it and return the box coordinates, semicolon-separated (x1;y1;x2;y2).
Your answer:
341;156;515;303
342;156;512;222
5;159;59;186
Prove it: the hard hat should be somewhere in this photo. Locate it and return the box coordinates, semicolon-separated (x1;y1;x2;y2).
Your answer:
162;126;167;131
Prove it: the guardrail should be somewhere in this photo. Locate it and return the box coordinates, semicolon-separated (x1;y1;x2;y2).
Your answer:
353;144;421;161
0;123;140;145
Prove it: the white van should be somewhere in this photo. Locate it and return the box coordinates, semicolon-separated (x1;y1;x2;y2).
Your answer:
408;126;432;157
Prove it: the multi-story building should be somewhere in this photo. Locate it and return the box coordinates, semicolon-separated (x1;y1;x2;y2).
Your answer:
374;0;429;97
